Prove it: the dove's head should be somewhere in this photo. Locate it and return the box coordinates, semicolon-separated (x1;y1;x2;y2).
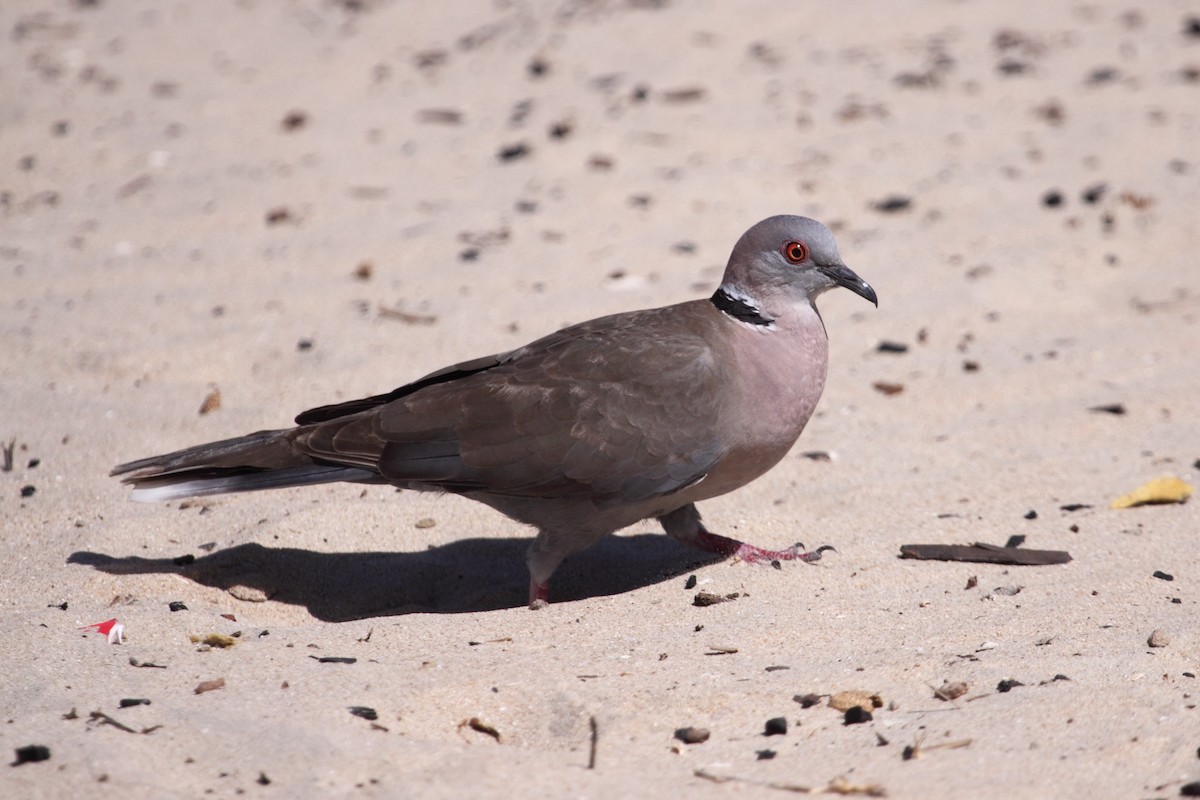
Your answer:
719;215;877;311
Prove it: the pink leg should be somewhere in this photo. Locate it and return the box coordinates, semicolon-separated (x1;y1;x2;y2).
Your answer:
659;503;833;565
528;579;550;610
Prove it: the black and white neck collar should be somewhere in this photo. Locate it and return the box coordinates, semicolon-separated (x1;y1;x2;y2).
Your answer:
711;286;774;327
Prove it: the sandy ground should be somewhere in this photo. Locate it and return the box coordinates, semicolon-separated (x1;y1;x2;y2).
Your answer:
3;0;1199;797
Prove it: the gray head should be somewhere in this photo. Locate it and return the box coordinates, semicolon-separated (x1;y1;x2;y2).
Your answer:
718;215;877;309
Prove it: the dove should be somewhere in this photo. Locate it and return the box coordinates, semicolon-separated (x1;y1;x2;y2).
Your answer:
112;215;877;607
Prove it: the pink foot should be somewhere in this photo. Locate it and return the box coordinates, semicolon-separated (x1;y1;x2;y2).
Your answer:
528;580;550;610
694;530;833;565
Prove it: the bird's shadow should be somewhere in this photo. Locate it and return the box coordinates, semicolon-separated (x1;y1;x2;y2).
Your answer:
68;533;721;620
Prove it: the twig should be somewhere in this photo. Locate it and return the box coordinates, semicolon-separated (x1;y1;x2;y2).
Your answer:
588;716;598;769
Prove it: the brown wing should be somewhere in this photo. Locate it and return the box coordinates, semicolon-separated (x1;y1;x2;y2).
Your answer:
294;303;729;506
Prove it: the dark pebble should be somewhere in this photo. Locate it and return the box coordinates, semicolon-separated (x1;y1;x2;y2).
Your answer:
1005;534;1027;548
1042;189;1064;208
1081;183;1108;204
1089;403;1126;415
1186;17;1200;38
1152;571;1174;582
13;744;50;765
876;340;909;354
1182;781;1200;797
497;142;531;162
459;248;480;261
314;656;357;664
119;698;151;708
872;195;912;213
348;706;378;721
693;591;728;607
527;57;549;78
794;693;822;708
684;574;697;590
20;485;36;498
257;773;271;786
756;749;777;760
27;458;40;468
844;706;873;725
168;601;188;612
997;679;1025;693
764;716;788;736
674;726;710;744
1060;504;1091;512
296;338;314;351
1024;510;1038;520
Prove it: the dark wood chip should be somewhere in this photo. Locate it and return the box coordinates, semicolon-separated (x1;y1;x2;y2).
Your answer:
900;543;1071;565
348;706;378;721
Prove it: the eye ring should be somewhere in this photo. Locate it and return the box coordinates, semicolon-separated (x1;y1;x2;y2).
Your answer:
782;240;809;264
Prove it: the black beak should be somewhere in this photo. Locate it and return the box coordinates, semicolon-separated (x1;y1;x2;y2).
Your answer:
820;264;878;307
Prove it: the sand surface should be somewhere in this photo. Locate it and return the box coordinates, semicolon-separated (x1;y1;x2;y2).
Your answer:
3;1;1199;797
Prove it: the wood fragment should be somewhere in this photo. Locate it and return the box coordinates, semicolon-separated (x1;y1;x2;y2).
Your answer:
588;715;598;769
900;543;1071;565
460;717;501;742
193;678;225;695
377;304;438;325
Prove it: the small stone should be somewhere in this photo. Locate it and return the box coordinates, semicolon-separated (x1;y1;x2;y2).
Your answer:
414;517;437;529
674;726;710;744
693;591;729;607
756;749;776;760
843;706;873;725
1024;510;1038;520
348;706;378;721
1147;629;1170;648
1152;570;1174;582
168;601;188;612
764;716;788;736
684;574;697;590
1042;189;1064;208
996;679;1024;693
13;744;50;765
933;681;969;701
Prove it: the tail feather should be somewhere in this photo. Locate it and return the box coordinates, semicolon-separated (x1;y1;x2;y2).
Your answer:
112;428;380;503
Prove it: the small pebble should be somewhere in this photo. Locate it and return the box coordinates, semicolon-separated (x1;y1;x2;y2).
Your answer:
997;679;1024;692
756;749;777;760
674;726;710;744
844;706;873;725
168;601;188;612
764;716;788;736
13;744;50;765
1152;570;1174;582
348;706;378;721
1147;629;1170;648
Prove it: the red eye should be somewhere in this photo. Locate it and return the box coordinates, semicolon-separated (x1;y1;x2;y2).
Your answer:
782;240;809;263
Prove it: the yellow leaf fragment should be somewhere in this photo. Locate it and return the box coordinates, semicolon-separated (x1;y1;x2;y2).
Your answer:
829;690;883;711
1110;476;1194;509
190;632;237;648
